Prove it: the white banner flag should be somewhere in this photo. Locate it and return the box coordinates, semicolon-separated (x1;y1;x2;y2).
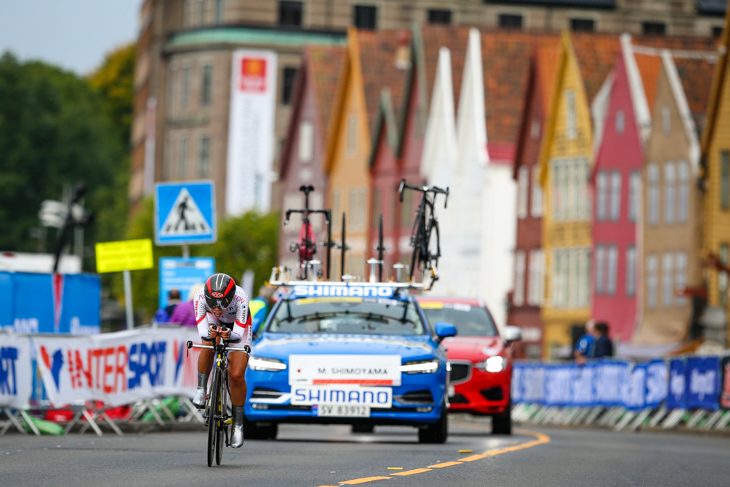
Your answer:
226;49;278;215
0;333;33;409
33;328;202;408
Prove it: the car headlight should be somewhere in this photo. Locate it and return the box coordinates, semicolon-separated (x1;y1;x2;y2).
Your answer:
401;359;440;374
474;356;508;373
248;356;287;372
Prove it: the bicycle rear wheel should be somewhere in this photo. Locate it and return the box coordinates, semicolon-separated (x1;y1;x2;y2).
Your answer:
425;219;440;271
207;368;221;467
409;216;426;281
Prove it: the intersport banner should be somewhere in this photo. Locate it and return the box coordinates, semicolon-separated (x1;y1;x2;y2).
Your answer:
0;333;33;409
33;328;201;407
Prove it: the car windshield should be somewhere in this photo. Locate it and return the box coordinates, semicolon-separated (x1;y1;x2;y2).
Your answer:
420;302;498;337
267;297;426;336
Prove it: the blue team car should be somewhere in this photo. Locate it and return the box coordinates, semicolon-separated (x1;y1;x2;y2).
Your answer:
243;280;457;443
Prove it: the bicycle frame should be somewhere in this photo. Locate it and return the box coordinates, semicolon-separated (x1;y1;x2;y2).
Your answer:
284;185;332;280
398;179;449;281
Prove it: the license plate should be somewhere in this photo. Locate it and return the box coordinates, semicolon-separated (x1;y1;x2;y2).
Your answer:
317;404;370;417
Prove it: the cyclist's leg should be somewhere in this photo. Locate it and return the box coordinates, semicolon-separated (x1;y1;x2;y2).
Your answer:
228;350;249;447
193;345;214;408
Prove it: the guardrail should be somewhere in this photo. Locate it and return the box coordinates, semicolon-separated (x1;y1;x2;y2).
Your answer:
511;356;730;433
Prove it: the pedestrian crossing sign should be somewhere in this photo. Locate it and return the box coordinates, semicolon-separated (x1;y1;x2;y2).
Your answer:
155;181;216;245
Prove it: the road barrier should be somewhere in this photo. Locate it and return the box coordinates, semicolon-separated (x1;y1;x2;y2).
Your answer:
0;327;204;437
512;356;730;432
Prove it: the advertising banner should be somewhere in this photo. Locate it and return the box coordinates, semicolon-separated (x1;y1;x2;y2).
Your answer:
226;49;277;215
0;272;100;335
593;360;626;407
0;334;33;409
685;356;720;411
544;364;573;407
644;359;668;408
623;362;646;411
33;328;201;407
721;356;730;410
666;358;686;410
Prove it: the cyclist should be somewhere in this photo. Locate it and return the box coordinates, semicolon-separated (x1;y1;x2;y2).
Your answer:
192;273;251;448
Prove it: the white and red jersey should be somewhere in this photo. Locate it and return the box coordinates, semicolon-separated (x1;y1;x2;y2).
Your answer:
194;286;251;347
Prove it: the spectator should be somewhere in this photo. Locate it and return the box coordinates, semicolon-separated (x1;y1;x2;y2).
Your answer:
168;284;202;327
592;321;614;358
153;289;181;324
574;320;595;365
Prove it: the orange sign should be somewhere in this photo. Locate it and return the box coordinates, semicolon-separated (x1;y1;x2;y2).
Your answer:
240;58;267;92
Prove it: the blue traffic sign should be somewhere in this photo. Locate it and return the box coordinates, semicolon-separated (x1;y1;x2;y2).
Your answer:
158;257;215;309
155;181;216;245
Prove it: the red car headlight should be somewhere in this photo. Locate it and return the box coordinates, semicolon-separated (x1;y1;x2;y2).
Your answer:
474;356;508;373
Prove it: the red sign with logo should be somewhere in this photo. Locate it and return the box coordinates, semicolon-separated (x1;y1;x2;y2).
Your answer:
240;58;267;92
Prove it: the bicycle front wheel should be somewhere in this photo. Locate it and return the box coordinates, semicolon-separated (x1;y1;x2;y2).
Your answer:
207;368;221;467
425;219;440;272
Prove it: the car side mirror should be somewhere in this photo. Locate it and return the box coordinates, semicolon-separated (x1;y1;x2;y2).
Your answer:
503;326;522;346
434;322;457;344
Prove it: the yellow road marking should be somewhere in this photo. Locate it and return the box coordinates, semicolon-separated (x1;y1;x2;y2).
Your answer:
390;468;432;476
428;461;462;468
386;468;403;470
336;428;550;485
458;450;472;453
339;477;391;485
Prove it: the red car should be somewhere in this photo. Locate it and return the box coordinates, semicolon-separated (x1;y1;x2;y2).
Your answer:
417;296;522;434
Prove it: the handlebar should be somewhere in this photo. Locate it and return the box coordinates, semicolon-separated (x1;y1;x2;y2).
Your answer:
186;340;251;355
398;178;450;208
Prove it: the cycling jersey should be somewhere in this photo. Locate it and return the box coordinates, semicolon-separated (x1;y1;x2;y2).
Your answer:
194;286;251;347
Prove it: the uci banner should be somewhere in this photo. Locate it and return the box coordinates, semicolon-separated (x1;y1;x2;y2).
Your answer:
0;333;33;409
32;328;201;408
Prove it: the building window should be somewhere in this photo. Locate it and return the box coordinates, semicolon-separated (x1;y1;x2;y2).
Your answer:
713;26;724;38
354;5;377;30
722;151;730;210
178;136;187;179
201;64;213;106
347;115;357;155
629;171;641;222
675;251;687;306
720;244;729;306
282;67;298;105
197;0;206;24
643;22;666;36
664;163;676;224
662;106;670;134
184;0;194;28
577;248;590;307
279;1;303;27
595;245;605;295
566;90;576;139
181;66;190;108
552;250;567;307
349;188;367;230
167;66;177;112
626;246;636;296
513;251;525;306
662;253;674;307
647;254;658;309
607;245;618;296
531;168;543;217
678;161;690;222
615;110;625;133
531;119;541;139
570;18;595;32
517;166;529;219
298;120;313;163
528;249;544;306
551;157;589;221
499;14;522;29
428;9;451;25
610;171;621;221
198;135;210;177
648;163;660;224
215;0;224;24
596;171;607;221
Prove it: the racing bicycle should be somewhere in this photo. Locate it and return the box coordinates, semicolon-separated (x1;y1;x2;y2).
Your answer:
398;179;449;281
187;335;250;467
284;185;332;280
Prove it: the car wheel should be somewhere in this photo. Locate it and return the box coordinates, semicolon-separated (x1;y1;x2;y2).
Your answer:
491;400;512;435
352;424;374;434
418;405;448;444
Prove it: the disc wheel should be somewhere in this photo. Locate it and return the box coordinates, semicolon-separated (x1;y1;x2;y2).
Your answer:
207;368;221;467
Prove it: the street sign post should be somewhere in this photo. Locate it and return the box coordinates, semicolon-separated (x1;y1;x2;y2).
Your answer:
155;181;216;247
95;239;154;330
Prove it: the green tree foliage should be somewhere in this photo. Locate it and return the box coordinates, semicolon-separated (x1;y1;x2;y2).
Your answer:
0;52;125;254
117;197;280;323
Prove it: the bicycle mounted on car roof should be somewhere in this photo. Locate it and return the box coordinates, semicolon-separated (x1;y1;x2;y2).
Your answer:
284;185;333;280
